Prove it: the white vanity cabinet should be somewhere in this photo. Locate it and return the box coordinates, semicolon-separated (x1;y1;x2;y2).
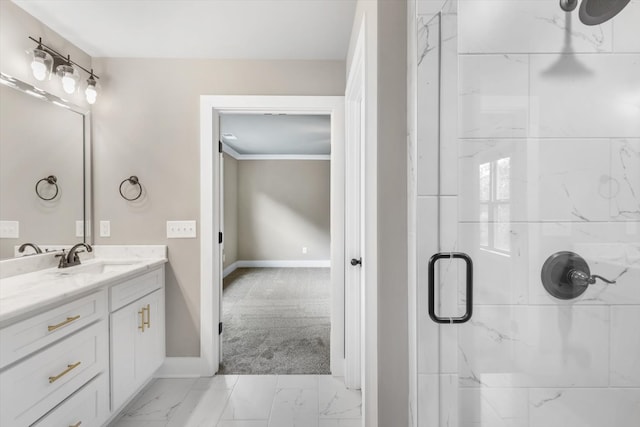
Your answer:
0;258;166;427
0;290;109;427
110;268;165;411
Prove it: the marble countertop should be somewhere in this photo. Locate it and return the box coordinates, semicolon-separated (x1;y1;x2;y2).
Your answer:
0;252;167;327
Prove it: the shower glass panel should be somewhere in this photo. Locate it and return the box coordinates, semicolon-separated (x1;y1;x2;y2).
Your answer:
415;0;640;426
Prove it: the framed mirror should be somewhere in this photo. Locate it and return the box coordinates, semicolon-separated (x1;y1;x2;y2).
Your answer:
0;72;91;259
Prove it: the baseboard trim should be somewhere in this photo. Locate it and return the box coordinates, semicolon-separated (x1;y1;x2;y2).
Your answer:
235;260;331;269
155;357;202;378
223;261;239;278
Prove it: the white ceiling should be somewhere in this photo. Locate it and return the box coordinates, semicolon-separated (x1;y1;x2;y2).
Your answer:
12;0;357;60
220;114;330;155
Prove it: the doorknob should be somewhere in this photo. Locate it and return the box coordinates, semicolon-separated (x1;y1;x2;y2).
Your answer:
350;258;362;266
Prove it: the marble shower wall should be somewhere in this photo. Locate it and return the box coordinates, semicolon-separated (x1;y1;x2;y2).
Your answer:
415;0;640;426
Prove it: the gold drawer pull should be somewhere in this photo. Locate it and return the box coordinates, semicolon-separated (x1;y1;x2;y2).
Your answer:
143;304;151;328
48;315;81;332
48;361;81;383
138;308;145;332
69;422;82;427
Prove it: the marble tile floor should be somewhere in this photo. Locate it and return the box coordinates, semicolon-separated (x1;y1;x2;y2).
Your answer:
109;375;362;427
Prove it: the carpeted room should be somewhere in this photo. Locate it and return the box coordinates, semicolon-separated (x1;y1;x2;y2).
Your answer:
219;114;332;375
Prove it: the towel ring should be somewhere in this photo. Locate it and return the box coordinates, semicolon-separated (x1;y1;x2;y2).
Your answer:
35;175;59;201
119;176;143;201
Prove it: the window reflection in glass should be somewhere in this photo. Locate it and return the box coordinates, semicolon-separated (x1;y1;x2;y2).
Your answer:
478;157;511;255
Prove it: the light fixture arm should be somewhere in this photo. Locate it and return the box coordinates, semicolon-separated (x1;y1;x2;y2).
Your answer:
28;36;99;80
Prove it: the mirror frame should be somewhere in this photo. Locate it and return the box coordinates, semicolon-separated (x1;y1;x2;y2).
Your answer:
0;72;92;254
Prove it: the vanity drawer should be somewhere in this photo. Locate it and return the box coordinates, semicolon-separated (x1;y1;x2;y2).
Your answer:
32;373;109;427
110;266;163;311
0;290;107;369
0;320;108;427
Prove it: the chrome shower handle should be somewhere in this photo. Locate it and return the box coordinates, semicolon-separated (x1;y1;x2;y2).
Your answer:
568;270;616;286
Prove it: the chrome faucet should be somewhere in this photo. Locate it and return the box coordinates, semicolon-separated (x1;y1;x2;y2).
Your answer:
18;243;42;255
56;243;93;268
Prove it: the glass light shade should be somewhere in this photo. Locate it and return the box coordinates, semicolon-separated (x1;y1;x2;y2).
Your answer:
30;48;52;81
85;77;98;104
56;64;79;94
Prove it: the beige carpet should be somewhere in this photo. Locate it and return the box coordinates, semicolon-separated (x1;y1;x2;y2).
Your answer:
219;267;331;374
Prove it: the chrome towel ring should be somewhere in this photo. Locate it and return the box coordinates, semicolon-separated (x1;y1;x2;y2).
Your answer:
35;175;59;201
119;175;143;201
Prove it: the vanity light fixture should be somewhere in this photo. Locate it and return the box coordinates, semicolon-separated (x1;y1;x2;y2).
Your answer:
30;41;53;81
27;36;101;103
85;71;98;105
56;61;79;94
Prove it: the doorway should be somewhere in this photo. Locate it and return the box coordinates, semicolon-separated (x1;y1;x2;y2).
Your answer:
218;112;332;374
199;96;348;379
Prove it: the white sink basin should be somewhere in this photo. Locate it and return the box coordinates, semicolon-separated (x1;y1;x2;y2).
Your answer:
52;260;142;276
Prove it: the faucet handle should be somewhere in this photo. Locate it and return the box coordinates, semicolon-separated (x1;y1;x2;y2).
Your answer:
71;249;86;262
568;269;616;286
55;250;67;268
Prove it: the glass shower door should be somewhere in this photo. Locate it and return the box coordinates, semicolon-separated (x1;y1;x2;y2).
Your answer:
416;1;640;426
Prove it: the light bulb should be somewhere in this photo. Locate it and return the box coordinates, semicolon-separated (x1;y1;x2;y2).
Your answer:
56;64;78;94
31;58;47;81
30;47;52;81
85;84;97;104
61;74;76;94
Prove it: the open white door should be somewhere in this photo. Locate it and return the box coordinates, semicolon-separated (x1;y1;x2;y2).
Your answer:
200;106;221;375
344;22;365;390
218;144;224;365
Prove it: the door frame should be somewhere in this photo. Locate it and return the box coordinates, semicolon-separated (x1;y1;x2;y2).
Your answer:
199;95;346;377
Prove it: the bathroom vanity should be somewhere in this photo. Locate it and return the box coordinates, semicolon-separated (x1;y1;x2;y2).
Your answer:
0;246;167;426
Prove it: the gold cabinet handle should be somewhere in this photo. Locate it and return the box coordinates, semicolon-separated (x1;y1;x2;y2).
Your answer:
49;361;81;383
48;315;81;332
138;308;145;332
69;422;82;427
143;304;151;328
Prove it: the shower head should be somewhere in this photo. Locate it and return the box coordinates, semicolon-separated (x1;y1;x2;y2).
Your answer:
559;0;631;25
579;0;631;25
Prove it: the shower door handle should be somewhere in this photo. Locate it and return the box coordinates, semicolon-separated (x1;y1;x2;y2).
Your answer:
428;252;473;324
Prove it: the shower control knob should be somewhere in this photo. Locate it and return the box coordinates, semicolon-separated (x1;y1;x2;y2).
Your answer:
541;251;616;300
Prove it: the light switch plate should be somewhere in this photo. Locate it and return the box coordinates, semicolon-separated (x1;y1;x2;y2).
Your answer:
100;220;111;237
167;220;197;238
75;220;84;237
0;221;19;238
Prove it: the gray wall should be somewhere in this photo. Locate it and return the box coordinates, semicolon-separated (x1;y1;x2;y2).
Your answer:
237;160;330;262
91;58;345;356
346;0;409;425
223;153;238;269
376;1;408;425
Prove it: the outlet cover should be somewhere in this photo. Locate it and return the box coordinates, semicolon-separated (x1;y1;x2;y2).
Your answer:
0;221;19;238
100;220;111;237
167;220;197;238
